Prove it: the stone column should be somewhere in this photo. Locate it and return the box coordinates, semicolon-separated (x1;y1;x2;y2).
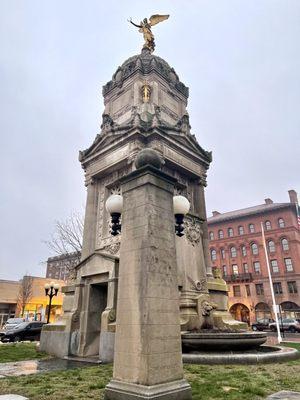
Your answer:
81;178;98;260
198;182;212;278
105;149;191;400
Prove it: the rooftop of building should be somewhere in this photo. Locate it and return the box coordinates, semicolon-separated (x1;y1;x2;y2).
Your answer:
208;190;298;224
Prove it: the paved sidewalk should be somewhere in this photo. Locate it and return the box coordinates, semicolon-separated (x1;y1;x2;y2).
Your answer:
0;358;92;378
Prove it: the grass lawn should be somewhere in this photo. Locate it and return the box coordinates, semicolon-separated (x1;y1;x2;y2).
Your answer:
0;343;299;399
0;342;49;363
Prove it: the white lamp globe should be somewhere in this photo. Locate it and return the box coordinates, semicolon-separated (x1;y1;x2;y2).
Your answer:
44;283;50;290
53;283;60;290
50;281;55;288
173;195;190;215
105;194;123;214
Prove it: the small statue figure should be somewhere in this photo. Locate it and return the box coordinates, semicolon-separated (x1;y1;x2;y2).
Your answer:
129;15;169;53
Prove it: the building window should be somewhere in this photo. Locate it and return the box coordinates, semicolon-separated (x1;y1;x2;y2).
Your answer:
233;285;241;296
238;226;244;235
245;284;251;296
287;281;298;294
222;265;227;276
218;229;224;239
256;283;264;295
271;259;279;273
253;261;261;274
243;263;249;273
230;246;237;258
284;258;293;272
221;248;225;259
265;220;272;231
209;231;214;240
228;227;234;237
278;218;285;228
249;223;255;233
251;243;259;255
211;249;217;261
281;238;289;251
268;240;276;253
241;245;247;257
232;264;239;275
273;282;283;295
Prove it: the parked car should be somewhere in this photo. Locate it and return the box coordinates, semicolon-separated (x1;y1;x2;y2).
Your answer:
251;318;275;331
0;318;24;340
269;318;300;333
1;321;46;342
3;318;24;331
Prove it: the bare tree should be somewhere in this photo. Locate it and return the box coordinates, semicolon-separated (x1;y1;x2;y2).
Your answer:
44;212;84;278
17;276;33;317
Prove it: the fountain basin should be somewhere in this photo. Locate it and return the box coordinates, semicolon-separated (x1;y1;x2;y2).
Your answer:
182;345;299;365
182;331;267;351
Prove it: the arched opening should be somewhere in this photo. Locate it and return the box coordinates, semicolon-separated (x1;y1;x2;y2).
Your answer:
255;302;272;321
280;301;300;319
229;303;250;325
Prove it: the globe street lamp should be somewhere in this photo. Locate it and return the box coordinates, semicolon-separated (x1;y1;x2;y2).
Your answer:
106;194;123;236
173;195;190;237
44;282;60;324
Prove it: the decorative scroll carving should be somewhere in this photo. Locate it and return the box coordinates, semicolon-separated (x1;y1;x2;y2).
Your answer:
184;216;202;247
108;308;116;322
187;275;207;292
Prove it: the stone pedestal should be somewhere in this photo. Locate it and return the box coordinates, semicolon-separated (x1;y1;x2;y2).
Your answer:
105;161;191;400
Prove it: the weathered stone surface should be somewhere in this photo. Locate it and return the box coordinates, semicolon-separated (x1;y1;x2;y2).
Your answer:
106;166;191;398
267;391;300;399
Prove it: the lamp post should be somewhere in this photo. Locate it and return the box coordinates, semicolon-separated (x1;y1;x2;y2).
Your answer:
44;282;60;324
173;195;190;237
106;194;123;236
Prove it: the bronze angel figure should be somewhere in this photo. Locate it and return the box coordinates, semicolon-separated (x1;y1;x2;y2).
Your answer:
129;14;169;53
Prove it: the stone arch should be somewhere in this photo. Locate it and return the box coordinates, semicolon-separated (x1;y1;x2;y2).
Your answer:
280;301;300;319
255;302;271;321
230;303;250;325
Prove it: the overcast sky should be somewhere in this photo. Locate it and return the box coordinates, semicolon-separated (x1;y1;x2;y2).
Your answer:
0;0;299;281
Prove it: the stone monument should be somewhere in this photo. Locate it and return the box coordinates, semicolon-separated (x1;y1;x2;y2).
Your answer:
40;16;245;364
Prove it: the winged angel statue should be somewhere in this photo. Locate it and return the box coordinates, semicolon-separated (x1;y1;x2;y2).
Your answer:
129;14;169;53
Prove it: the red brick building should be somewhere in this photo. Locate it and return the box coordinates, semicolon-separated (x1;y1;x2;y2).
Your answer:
208;190;300;324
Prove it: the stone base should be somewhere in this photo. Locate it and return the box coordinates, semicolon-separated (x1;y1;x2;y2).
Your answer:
105;379;192;400
99;331;115;363
40;324;72;358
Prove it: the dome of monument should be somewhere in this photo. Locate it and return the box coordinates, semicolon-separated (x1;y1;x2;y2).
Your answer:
103;48;189;98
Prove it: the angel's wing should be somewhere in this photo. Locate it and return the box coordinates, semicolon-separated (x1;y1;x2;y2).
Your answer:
149;14;169;27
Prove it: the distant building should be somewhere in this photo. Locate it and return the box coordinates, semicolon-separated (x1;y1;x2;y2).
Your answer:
46;252;80;281
0;280;20;326
208;189;300;324
0;276;64;327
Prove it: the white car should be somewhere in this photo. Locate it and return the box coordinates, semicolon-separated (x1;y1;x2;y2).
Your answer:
3;318;24;331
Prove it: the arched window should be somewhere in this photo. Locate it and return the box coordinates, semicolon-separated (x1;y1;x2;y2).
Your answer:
222;265;227;276
211;249;217;261
251;243;259;255
268;240;275;253
230;246;237;258
249;223;255;233
221;248;225;259
281;238;289;251
265;220;272;231
218;230;224;239
278;218;285;228
228;227;234;237
241;245;247;257
238;226;244;235
209;231;214;240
